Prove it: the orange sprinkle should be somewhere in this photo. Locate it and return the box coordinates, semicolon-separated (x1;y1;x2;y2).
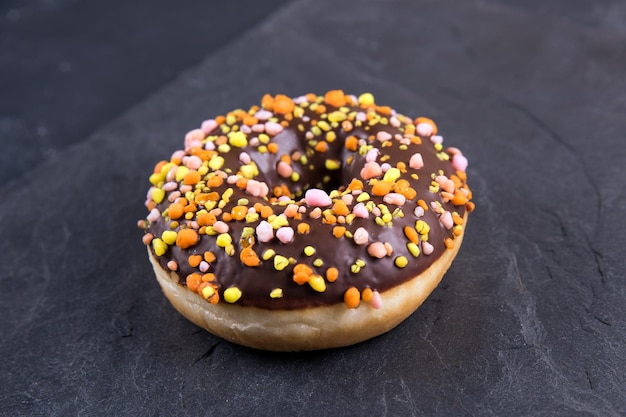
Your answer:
202;273;216;282
332;225;346;238
315;141;329;153
176;228;198;249
196;212;216;226
260;205;274;219
305;93;317;102
231;205;248;221
267;143;279;154
345;135;359;152
292;263;313;285
186;273;203;292
324;90;347;107
371;181;393;196
235;177;248;189
376;105;392;115
451;191;468;206
188;254;202;268
221;212;233;222
315;104;327;114
445;237;455;249
243;115;258;126
348;178;363;191
415;117;438;135
466;202;476;212
240;247;261;267
361;288;374;302
326;267;338;282
323;213;337;225
452;212;464;225
168;203;184;220
332;201;350;216
403;226;419;243
273;94;295;114
207;175;224;188
417;199;429;211
183;203;197;213
215;115;226;125
344;286;360;308
253;203;264;213
153;160;168;174
297;222;310;234
204;251;216;262
396;162;407;173
183;170;202;185
261;94;274;110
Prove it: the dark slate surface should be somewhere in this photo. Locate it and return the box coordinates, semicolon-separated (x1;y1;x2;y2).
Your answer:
1;1;625;416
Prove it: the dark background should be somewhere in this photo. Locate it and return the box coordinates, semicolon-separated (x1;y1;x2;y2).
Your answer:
1;1;624;416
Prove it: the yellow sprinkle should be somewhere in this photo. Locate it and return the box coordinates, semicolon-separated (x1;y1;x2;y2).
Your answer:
350;264;361;274
175;166;189;182
383;167;401;182
201;286;214;299
358;93;375;105
258;145;267;154
270;215;289;229
308;275;326;292
291;172;300;182
313;258;324;267
326;131;337;142
317;121;331;131
395;256;408;268
262;249;275;261
152;238;167;256
356;192;370;202
311;126;322;136
274;255;289;271
217;144;231;154
355;258;366;267
434;143;443;151
375;217;386;226
149;172;165;186
327;111;347;123
240;164;257;178
151;188;165;204
216;233;232;247
415;220;430;235
270;288;283;298
382;213;393;223
222;187;234;201
228;131;248;148
223;287;242;303
407;242;420;257
225;244;235;256
304;246;316;256
325;159;341;170
259;133;270;144
161;230;177;245
208;156;225;170
245;212;259;223
226;114;237;125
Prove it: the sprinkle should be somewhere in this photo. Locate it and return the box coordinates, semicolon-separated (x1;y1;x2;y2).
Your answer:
256;220;274;242
382;167;401;182
224;287;242;303
361;288;374;302
407;242;421;257
151;188;165;204
415;220;430;235
274;255;289;271
297;222;311;234
383;193;406;206
409;153;424;169
367;242;387;259
167;260;178;271
332;226;346;238
325;159;341;170
452;153;468;172
394;256;408;268
262;249;275;261
208;155;225;170
304;246;316;256
308;275;326;292
422;241;434;255
353;227;369;245
370;291;383;309
313;258;324;267
305;188;332;207
440;211;454;229
344;287;361;308
176;229;198;249
161;230;177;245
152;238;167;256
270;288;283;298
365;148;379;162
360;161;383;180
358;93;375;106
264;122;283;136
216;233;232;248
276;226;295;243
326;267;339;282
199;261;210;272
324;90;347;107
376;131;392;141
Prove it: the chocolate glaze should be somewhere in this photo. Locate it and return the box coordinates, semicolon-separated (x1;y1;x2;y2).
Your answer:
143;94;471;310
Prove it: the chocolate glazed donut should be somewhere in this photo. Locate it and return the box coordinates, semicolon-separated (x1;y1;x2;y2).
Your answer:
139;90;474;351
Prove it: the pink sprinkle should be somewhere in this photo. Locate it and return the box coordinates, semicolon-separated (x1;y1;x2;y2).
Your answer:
204;141;215;151
383;193;407;206
390;116;401;128
356;112;367;122
240;125;252;134
248;137;260;146
436;176;455;194
369;291;383;309
416;123;433;137
276;227;295;244
440;211;454;229
167;191;181;203
251;124;265;133
185;129;205;147
184;155;202;170
284;204;299;217
180;185;192;193
246;180;269;197
277;196;291;203
309;207;322;219
305;189;332;207
376;131;392;141
414;206;425;218
256;221;274;243
365;149;379;163
162;182;178;192
341;194;354;206
422;241;434;255
167;260;178;271
430;135;443;144
452;154;468;172
171;150;186;161
380;163;391;172
186;140;202;151
239;152;251;164
227;175;239;184
166;166;178;181
367;242;387;259
147;208;160;223
446;146;461;156
254;110;272;120
352;203;369;218
265;122;283;136
199;261;210;273
213;221;229;234
277;161;293;178
353;227;369;245
201;119;218;134
360;161;383;180
409;153;424;169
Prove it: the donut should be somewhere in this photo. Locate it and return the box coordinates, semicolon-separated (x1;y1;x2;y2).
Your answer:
138;90;474;351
